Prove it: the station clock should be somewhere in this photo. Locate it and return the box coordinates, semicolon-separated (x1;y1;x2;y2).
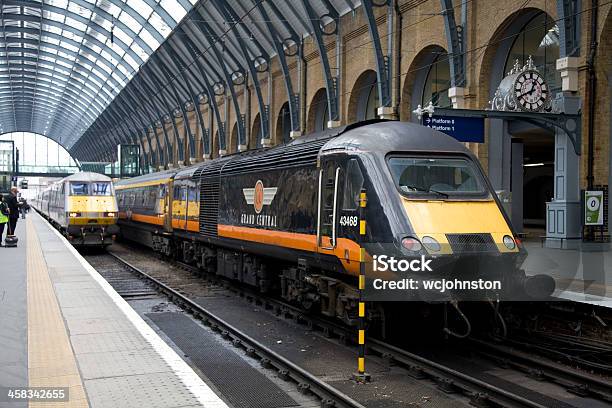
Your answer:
513;70;549;112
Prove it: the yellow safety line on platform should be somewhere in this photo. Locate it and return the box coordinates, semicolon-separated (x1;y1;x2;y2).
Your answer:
27;218;90;408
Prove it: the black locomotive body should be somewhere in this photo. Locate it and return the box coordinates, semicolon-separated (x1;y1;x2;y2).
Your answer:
116;121;535;323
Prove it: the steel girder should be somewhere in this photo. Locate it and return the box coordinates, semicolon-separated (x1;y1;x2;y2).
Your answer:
177;27;224;158
119;83;165;165
556;0;581;57
254;2;299;137
361;0;392;107
162;46;200;160
71;0;362;161
439;0;466;88
211;0;269;145
137;64;178;165
301;0;339;124
189;11;244;151
145;55;186;163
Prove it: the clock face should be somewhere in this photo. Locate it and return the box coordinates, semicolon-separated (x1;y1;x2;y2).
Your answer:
514;71;548;111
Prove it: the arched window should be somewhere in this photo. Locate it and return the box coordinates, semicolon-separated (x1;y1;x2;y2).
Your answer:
230;123;238;153
364;83;379;120
0;132;79;173
251;113;263;149
422;53;451;108
308;88;329;132
348;70;379;123
277;102;292;144
504;12;560;93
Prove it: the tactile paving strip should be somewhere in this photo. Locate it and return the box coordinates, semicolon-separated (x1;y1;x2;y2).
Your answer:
26;218;89;407
147;312;298;408
84;372;202;408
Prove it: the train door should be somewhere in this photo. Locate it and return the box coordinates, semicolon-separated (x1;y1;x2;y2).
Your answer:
337;158;365;242
317;158;341;250
181;185;188;230
164;181;173;232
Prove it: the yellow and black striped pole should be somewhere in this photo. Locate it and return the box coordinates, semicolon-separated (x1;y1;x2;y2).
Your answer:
354;187;370;382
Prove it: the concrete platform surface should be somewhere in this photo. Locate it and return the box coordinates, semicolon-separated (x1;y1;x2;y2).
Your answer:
0;212;230;408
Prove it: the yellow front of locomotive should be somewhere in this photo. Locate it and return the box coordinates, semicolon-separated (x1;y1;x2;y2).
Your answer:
65;176;119;246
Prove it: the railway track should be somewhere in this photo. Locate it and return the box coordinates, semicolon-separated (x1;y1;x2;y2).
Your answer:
167;261;612;407
85;245;612;408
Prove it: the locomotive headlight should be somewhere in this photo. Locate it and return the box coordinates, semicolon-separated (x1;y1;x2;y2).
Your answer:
107;212;116;217
503;235;516;250
421;236;441;252
69;212;80;217
401;237;422;252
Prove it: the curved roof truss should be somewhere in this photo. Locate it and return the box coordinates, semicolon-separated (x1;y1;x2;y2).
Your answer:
0;0;196;145
73;0;363;162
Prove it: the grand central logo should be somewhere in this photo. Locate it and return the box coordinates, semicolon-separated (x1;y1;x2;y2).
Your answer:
243;180;277;213
241;180;278;227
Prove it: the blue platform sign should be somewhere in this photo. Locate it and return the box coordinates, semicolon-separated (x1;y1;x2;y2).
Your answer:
422;115;485;143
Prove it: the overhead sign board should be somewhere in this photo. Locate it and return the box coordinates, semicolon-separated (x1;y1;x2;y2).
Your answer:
422;115;485;143
584;190;604;226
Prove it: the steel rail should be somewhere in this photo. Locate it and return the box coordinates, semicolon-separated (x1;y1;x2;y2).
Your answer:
467;338;612;401
106;251;606;408
165;262;549;407
105;252;366;408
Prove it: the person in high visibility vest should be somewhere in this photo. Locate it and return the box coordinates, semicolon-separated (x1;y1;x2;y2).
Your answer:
0;194;9;246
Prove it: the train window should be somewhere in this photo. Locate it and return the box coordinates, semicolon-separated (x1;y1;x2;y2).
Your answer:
149;189;157;206
70;182;89;196
188;187;197;202
388;156;487;198
91;182;111;196
342;159;364;210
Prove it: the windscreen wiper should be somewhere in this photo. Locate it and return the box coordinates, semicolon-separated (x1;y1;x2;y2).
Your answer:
402;185;449;198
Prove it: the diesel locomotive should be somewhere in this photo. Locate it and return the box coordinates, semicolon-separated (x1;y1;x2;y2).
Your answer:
33;172;119;247
115;121;547;325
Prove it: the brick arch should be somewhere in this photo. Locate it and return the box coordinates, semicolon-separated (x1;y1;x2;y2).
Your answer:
229;122;238;153
270;100;288;145
400;44;447;121
274;101;291;144
306;88;327;133
476;7;555;108
346;69;377;124
249;113;262;150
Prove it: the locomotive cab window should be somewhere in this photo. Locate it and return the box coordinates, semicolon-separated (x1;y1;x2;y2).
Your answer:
342;159;364;210
70;182;89;196
91;182;111;196
388;156;488;198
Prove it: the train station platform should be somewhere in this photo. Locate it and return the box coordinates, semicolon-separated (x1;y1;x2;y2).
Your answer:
522;240;612;307
0;212;229;408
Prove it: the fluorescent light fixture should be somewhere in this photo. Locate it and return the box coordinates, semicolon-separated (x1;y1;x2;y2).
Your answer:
524;162;545;167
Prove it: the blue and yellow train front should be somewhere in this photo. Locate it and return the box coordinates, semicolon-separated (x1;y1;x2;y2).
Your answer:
65;183;119;246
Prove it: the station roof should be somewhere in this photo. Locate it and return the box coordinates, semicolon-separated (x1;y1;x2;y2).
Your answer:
1;0;363;160
68;0;361;160
0;0;197;147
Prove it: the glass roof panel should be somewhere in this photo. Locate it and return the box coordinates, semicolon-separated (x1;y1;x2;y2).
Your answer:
0;0;194;146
